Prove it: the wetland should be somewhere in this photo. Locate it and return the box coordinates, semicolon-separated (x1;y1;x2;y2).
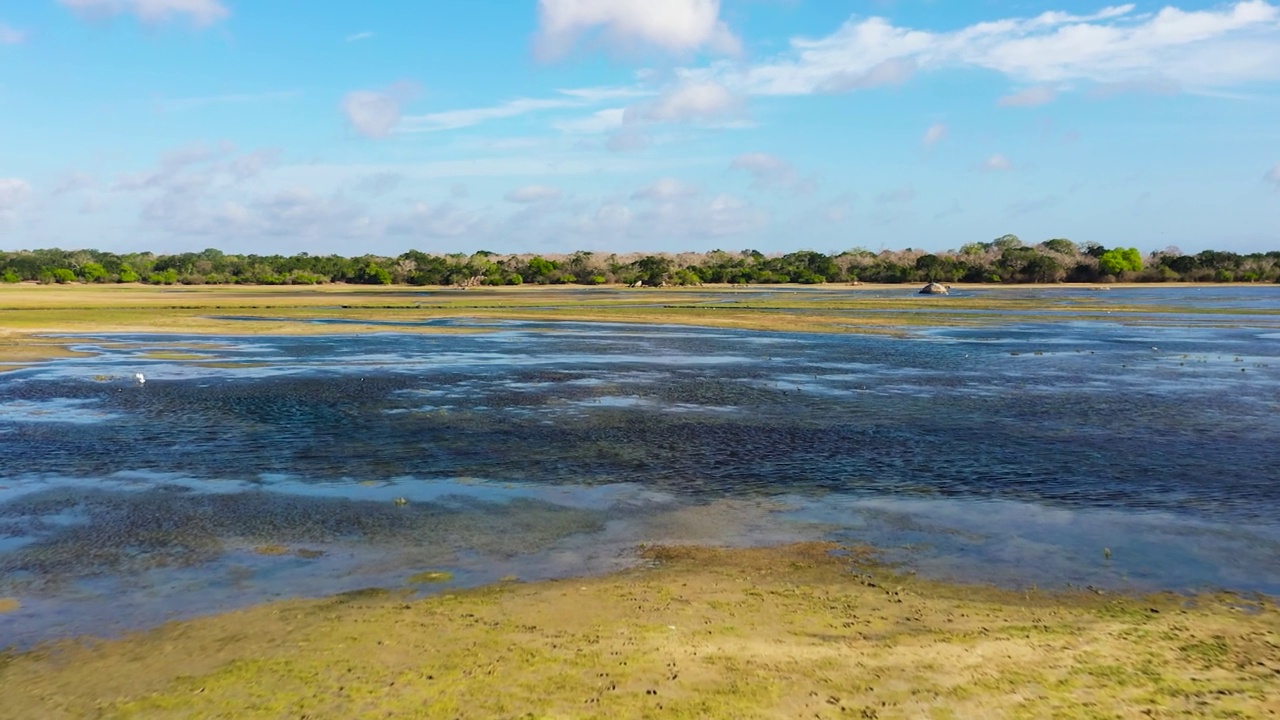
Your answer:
1;284;1278;718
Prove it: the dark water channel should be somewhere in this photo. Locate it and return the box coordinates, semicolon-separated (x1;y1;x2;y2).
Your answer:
2;299;1279;645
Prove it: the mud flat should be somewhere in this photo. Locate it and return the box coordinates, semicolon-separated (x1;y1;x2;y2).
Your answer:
2;543;1277;719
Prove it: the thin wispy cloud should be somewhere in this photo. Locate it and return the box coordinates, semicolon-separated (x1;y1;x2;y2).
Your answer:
403;87;650;133
998;86;1057;107
346;31;375;43
58;0;230;27
0;23;25;44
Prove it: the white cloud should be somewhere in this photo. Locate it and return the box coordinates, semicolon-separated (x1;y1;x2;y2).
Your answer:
54;172;95;195
605;128;652;153
998;85;1057;107
632;178;700;200
553;108;626;134
354;172;404;196
980;154;1014;172
922;122;948;146
730;153;817;194
224;148;281;182
1267;163;1280;188
58;0;229;27
0;179;31;211
715;1;1280;98
388;202;486;238
403;97;579;133
1087;76;1181;98
820;57;917;92
0;23;25;44
346;31;374;43
819;192;856;223
624;81;741;124
534;0;740;60
505;185;562;203
342;82;418;139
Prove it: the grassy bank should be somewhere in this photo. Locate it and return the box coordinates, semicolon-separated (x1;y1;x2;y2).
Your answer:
1;543;1276;719
3;283;1277;365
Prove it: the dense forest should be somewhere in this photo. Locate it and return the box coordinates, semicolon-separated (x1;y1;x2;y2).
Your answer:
2;235;1278;287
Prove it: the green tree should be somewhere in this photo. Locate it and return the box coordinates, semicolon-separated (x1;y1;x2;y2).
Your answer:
51;268;77;284
80;262;108;282
1041;238;1077;255
1098;248;1143;276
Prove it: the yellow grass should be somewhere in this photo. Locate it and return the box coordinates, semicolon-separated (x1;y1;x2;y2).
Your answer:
1;544;1276;719
3;283;1275;365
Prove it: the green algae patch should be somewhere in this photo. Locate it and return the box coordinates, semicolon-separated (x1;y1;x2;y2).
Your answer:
406;570;454;584
251;544;289;556
2;543;1278;719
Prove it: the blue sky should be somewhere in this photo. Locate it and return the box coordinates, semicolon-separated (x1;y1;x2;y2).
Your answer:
1;0;1278;256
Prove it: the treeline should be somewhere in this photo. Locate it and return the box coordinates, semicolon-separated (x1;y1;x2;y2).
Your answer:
2;235;1278;287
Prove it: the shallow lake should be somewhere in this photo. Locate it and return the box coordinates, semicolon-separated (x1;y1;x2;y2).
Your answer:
2;289;1279;646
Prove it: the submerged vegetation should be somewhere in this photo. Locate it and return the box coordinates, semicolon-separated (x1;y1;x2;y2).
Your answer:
3;235;1279;287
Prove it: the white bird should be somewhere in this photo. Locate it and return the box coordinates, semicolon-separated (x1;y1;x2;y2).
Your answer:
135;373;146;385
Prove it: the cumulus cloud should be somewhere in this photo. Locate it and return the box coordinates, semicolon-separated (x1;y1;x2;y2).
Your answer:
997;85;1057;107
980;154;1014;172
0;23;25;44
922;122;948;146
534;0;740;60
505;185;561;203
718;1;1280;98
341;83;420;139
57;0;229;27
1267;163;1280;188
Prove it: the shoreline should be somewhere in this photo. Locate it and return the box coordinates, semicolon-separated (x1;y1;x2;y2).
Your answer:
3;283;1278;366
2;542;1277;718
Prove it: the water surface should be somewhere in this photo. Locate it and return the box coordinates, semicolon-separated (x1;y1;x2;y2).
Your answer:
2;290;1279;646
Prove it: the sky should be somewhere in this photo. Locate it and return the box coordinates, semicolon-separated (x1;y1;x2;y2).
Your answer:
1;0;1279;256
